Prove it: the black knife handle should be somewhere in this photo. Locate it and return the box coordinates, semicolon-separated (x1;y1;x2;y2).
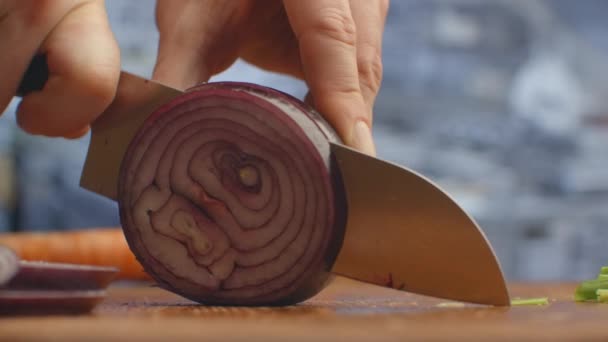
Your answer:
16;54;49;97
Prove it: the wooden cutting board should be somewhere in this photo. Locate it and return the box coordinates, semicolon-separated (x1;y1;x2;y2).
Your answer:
0;276;607;341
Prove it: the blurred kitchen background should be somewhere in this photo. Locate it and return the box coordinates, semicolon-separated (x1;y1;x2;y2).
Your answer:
0;0;606;281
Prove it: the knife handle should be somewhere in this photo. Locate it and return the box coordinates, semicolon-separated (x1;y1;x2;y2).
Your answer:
16;54;49;97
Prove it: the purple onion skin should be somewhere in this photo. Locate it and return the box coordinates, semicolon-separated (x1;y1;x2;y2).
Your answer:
5;261;117;291
118;82;347;306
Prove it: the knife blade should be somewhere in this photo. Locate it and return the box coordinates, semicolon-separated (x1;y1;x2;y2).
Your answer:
14;55;182;200
330;143;510;306
79;72;182;200
17;60;510;306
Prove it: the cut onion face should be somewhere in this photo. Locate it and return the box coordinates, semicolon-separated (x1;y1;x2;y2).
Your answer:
118;82;347;306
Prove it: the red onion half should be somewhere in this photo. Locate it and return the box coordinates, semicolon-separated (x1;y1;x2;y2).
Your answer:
118;82;347;306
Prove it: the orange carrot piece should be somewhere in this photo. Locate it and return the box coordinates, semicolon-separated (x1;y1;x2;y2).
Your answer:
0;227;150;280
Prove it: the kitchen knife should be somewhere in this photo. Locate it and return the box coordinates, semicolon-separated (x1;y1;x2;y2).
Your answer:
17;58;510;306
330;143;510;306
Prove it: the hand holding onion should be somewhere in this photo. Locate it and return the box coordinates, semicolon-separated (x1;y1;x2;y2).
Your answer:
153;0;389;156
126;1;390;304
134;1;390;304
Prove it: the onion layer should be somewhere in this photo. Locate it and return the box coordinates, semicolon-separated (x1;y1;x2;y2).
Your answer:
118;82;347;305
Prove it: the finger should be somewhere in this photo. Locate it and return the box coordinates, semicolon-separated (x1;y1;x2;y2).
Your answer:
237;1;304;79
283;0;376;155
0;1;76;116
152;0;243;89
350;0;388;110
16;0;120;138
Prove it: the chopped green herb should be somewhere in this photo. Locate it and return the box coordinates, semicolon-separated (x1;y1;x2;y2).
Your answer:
574;279;608;302
574;266;608;302
598;289;608;303
511;297;549;306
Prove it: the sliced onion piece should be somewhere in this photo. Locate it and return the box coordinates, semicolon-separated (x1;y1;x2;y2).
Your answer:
0;246;19;287
0;290;106;315
118;82;347;306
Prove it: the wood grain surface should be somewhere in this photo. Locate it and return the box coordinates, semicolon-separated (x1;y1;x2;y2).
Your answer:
1;276;607;341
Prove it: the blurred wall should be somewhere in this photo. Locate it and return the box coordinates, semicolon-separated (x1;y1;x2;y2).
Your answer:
0;0;607;281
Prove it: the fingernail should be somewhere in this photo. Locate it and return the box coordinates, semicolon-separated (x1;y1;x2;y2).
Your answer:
351;120;376;156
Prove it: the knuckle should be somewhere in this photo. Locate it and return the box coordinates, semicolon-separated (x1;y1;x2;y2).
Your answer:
301;8;357;47
358;47;384;94
90;70;119;106
75;62;120;109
